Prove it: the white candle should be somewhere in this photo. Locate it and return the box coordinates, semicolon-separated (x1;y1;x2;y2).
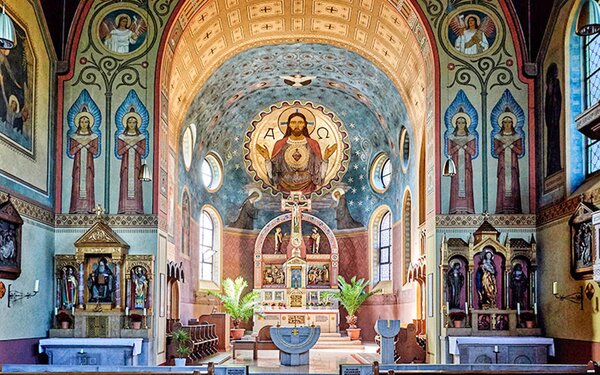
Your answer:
71;307;75;315
494;345;499;353
534;302;538;315
143;308;147;316
465;302;469;315
54;307;58;316
446;302;450;312
34;280;39;293
125;307;129;316
553;281;558;295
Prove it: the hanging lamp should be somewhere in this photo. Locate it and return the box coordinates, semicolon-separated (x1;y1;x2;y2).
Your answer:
577;0;600;36
0;4;16;49
442;158;457;177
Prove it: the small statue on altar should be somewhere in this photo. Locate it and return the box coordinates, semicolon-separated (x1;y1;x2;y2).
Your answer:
509;262;528;309
447;261;464;309
291;268;302;289
61;267;78;309
310;228;320;254
476;249;497;309
264;265;274;285
273;266;285;285
87;257;114;303
133;266;148;309
274;227;283;254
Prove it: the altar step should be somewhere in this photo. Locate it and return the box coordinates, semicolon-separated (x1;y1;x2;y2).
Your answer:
313;332;364;350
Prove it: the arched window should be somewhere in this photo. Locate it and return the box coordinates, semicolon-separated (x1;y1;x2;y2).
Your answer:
182;124;196;171
403;191;412;284
199;206;221;287
369;206;393;292
400;126;410;173
584;34;600;175
379;211;392;282
181;190;190;255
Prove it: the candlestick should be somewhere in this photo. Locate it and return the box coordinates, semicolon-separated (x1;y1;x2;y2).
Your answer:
446;302;450;312
465;301;469;315
534;302;538;315
54;307;58;316
517;302;521;315
125;307;129;316
34;280;39;293
494;345;499;353
143;308;147;316
71;306;75;315
553;281;558;295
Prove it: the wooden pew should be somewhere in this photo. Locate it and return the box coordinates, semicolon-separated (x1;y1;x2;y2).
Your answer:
167;321;218;365
394;323;425;364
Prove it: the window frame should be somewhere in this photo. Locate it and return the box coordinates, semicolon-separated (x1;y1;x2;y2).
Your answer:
584;33;600;176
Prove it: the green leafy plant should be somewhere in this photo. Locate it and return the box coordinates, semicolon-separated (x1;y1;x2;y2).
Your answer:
207;277;261;328
322;275;380;328
172;329;192;358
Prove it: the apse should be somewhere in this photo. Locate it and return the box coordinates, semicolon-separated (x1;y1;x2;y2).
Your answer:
176;43;416;228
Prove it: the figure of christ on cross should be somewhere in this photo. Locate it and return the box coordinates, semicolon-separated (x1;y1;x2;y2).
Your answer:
281;191;311;257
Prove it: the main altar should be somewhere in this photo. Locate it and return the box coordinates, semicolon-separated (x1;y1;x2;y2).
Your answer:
253;192;339;333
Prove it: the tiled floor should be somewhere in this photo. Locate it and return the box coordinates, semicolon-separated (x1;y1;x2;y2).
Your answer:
224;345;378;374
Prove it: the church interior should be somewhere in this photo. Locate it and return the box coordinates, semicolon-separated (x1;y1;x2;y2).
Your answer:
3;0;600;371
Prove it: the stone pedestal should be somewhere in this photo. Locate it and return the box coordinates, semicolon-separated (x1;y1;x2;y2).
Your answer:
270;326;320;366
375;320;401;364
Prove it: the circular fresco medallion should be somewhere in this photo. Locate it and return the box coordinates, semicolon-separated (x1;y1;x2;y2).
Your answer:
244;101;350;196
444;6;501;57
93;3;151;56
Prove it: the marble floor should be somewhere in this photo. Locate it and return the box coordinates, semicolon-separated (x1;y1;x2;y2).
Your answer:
223;345;378;375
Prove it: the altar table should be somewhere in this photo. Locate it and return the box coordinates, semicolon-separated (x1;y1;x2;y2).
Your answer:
448;336;555;364
39;338;143;365
253;308;338;333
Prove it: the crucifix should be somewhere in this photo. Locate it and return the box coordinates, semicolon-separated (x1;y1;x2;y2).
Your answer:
281;191;311;257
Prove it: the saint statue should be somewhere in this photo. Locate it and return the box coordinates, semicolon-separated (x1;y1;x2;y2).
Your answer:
117;110;146;214
61;267;78;309
256;112;337;194
493;112;523;214
447;261;464;309
69;110;99;213
476;249;497;309
509;263;528;309
87;257;114;303
310;227;321;254
447;114;476;214
133;266;148;309
274;227;283;254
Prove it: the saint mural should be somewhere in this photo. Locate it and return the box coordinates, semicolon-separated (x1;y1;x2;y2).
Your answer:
115;90;149;214
230;191;260;229
493;111;523;214
99;9;148;54
0;20;33;153
447;112;476;214
245;101;348;195
448;11;496;55
545;63;562;177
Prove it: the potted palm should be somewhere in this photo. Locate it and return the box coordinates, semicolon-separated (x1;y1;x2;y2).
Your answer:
323;276;380;340
172;329;192;366
208;277;261;340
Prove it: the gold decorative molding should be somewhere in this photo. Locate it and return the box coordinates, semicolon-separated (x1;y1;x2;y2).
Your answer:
436;214;537;228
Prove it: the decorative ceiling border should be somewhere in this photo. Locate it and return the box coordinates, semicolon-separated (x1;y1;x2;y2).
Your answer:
436;214;537;228
0;191;53;226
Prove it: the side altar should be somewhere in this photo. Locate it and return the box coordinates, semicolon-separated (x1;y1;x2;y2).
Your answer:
47;207;154;365
253;192;339;333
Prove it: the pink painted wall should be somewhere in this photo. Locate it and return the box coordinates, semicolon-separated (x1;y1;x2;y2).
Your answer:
0;338;45;364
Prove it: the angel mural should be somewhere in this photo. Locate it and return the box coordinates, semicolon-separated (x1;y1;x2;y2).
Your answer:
66;90;102;213
448;11;496;55
99;9;147;54
114;90;149;214
0;21;33;153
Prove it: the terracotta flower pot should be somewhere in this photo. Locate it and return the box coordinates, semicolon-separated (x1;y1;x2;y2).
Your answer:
452;320;463;328
347;328;361;340
525;320;535;328
60;321;70;329
231;328;245;340
132;321;142;330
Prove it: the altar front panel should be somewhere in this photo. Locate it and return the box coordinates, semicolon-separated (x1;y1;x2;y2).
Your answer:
254;309;338;333
39;338;143;365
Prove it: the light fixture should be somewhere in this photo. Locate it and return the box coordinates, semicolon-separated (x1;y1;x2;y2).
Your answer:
8;280;39;308
577;0;600;36
552;281;583;310
442;158;457;177
0;3;16;49
138;161;152;181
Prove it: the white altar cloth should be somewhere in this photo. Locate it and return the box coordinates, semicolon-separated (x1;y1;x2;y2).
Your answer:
448;336;555;356
39;338;143;356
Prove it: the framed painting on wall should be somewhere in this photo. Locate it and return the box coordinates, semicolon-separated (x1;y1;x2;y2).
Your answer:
0;196;23;280
569;201;596;280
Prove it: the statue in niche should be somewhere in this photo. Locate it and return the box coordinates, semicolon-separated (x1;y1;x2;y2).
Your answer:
310;227;321;254
447;113;476;214
575;222;593;267
230;191;260;229
509;262;528;309
475;249;497;309
545;63;562;177
274;227;283;254
133;266;148;309
446;261;464;309
263;265;274;285
273;266;285;285
291;267;302;289
308;264;330;285
332;190;362;229
61;267;78;309
493;111;523;214
255;111;337;194
87;257;114;303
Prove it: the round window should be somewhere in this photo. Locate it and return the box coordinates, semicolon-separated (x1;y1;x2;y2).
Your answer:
370;152;392;193
400;127;410;173
182;125;195;170
202;153;223;192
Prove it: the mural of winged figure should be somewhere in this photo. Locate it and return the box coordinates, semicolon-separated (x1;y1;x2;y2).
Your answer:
449;13;496;55
100;13;147;54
